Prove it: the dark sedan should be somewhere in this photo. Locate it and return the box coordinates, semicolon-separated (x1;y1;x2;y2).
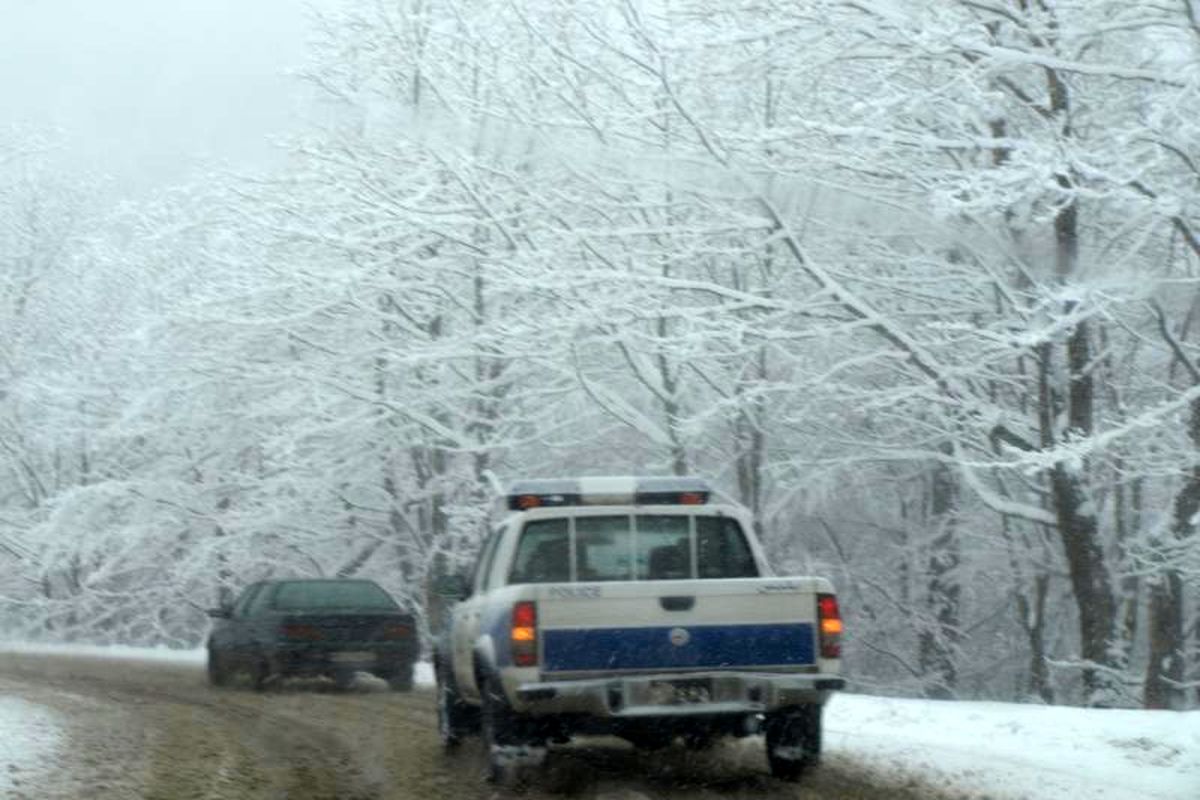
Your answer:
206;578;419;691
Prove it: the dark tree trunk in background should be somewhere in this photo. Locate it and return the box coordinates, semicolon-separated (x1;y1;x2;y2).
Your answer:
919;452;961;699
1026;572;1053;702
1007;516;1055;704
735;347;768;540
1045;62;1118;698
1146;392;1198;708
656;314;689;477
1050;460;1117;700
1036;298;1117;702
1113;466;1142;656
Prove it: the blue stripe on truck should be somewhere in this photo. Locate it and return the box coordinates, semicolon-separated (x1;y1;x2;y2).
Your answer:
541;623;815;672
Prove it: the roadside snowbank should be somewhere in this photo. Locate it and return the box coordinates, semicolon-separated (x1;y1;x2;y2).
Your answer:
0;640;206;665
827;693;1200;800
0;640;435;684
0;693;63;795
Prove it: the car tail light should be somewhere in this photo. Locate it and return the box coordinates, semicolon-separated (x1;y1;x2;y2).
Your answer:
280;623;324;641
511;601;538;667
817;593;842;659
382;623;412;639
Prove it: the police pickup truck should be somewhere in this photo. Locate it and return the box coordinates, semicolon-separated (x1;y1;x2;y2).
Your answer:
432;476;844;782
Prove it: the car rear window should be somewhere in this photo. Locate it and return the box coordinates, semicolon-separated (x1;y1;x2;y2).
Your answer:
509;515;758;584
271;580;398;610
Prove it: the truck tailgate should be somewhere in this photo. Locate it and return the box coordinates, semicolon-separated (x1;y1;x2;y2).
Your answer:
534;578;824;674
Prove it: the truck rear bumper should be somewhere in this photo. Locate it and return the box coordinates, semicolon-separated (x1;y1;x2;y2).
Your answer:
512;671;844;716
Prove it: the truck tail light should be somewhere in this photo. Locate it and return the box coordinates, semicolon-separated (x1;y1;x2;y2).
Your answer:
817;593;842;659
511;601;538;667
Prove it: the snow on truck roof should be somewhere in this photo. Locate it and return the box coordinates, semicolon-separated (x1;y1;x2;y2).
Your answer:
505;476;713;511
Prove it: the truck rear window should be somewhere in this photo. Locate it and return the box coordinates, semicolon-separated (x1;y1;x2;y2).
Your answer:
508;515;757;584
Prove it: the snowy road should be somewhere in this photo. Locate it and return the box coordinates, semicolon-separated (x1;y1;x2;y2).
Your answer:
0;650;956;800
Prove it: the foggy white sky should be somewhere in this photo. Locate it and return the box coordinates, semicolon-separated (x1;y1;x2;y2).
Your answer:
1;0;341;191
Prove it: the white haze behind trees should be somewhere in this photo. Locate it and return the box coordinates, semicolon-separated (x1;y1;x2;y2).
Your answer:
0;0;334;191
1;1;1198;712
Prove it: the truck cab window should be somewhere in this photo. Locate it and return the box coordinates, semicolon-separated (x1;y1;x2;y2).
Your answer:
575;516;633;582
509;514;756;583
636;515;691;580
510;519;570;584
697;517;758;578
474;527;505;592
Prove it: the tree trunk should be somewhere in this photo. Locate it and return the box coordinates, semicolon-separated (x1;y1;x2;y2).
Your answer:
1050;463;1118;701
1013;564;1054;703
1114;471;1142;658
735;347;767;540
919;453;961;699
1003;513;1056;704
1027;571;1054;702
1040;38;1119;704
1146;393;1198;708
1038;319;1118;702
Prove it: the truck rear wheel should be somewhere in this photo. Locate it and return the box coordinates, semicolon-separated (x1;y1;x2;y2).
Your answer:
481;676;516;781
436;671;471;750
765;704;821;781
480;675;543;783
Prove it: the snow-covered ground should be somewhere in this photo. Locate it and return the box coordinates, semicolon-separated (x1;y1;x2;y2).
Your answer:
826;693;1199;800
2;643;1196;799
0;692;64;796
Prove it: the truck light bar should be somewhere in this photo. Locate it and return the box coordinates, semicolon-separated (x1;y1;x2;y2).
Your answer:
505;476;712;511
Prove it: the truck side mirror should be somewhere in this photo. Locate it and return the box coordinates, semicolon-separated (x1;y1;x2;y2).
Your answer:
206;604;233;619
433;573;470;601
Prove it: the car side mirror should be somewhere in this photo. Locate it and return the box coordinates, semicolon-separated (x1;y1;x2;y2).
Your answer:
433;573;470;601
206;606;232;619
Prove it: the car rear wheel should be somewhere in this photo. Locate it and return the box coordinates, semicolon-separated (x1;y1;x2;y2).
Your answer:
382;665;414;692
683;730;716;751
765;704;821;781
206;647;230;687
623;729;673;751
250;656;272;692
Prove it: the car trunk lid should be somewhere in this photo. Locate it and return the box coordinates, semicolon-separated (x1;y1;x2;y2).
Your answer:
277;612;415;645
